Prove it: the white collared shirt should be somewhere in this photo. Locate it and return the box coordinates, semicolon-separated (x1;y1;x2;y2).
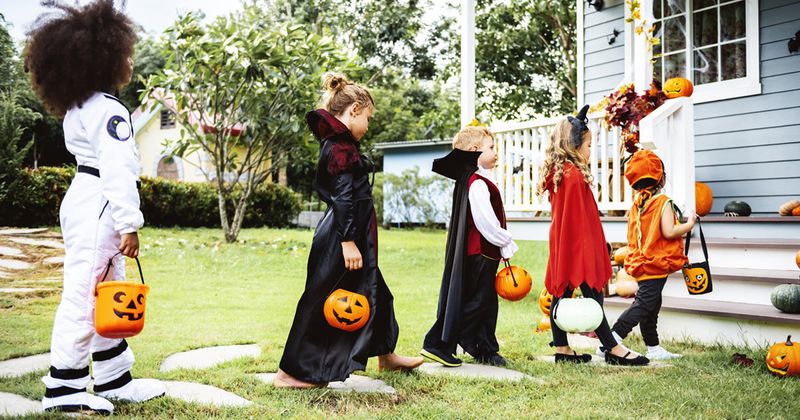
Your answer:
468;167;519;259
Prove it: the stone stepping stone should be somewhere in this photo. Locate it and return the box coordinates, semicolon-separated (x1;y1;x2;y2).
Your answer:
418;363;541;383
0;270;10;279
254;373;396;394
8;237;64;249
0;228;48;236
0;353;51;378
535;355;673;368
0;287;50;294
42;256;65;266
0;392;43;416
160;344;261;372
0;259;33;270
0;246;23;257
567;333;601;349
163;381;252;407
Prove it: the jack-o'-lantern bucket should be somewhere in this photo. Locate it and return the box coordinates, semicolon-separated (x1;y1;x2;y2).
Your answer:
95;255;149;339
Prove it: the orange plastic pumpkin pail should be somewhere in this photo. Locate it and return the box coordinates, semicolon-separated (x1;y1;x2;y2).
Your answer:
95;256;149;339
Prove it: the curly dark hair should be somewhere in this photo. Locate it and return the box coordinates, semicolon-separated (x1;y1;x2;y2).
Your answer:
24;0;138;116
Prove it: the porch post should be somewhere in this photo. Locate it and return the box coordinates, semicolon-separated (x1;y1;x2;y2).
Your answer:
632;0;655;90
461;0;476;127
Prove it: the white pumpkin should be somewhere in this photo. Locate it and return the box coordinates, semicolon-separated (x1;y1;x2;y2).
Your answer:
552;297;604;333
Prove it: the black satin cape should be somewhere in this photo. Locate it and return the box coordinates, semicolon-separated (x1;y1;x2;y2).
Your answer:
278;109;398;383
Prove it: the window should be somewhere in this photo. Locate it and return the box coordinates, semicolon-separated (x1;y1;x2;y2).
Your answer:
651;0;759;102
160;109;176;129
156;156;179;180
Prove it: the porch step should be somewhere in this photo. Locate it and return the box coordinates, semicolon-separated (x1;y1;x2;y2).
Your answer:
660;266;799;306
605;296;800;325
603;296;800;347
685;236;800;271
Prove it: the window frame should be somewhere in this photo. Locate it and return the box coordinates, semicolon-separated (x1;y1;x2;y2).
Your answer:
641;0;761;103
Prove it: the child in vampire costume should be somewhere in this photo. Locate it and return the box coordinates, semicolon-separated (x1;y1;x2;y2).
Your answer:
421;126;518;367
24;0;165;414
538;106;648;366
275;74;423;388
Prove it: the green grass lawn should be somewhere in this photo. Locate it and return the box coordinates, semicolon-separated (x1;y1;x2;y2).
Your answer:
1;227;798;418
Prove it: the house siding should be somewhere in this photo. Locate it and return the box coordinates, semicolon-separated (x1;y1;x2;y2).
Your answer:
581;0;800;214
696;0;800;214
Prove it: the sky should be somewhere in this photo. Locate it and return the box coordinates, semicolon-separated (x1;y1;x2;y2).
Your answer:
1;0;245;41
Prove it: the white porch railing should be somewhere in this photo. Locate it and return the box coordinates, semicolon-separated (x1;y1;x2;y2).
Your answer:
491;97;694;216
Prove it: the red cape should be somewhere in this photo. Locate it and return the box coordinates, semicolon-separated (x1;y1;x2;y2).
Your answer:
544;163;612;297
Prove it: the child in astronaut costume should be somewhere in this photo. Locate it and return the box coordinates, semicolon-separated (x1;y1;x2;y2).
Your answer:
24;0;165;414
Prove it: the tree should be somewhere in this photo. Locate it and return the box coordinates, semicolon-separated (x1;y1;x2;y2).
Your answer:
466;0;577;120
0;91;38;203
144;6;348;242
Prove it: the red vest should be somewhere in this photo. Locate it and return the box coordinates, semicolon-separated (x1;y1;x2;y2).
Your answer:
466;173;507;260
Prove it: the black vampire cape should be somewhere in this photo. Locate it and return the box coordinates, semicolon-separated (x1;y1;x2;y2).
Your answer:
278;109;398;383
424;149;487;348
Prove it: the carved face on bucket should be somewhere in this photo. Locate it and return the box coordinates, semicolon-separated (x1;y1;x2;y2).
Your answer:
683;268;709;294
113;291;145;321
324;289;370;332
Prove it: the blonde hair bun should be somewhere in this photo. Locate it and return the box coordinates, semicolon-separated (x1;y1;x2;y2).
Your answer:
323;73;349;92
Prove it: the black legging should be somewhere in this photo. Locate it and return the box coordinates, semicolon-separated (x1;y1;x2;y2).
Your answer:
611;277;667;346
550;282;617;350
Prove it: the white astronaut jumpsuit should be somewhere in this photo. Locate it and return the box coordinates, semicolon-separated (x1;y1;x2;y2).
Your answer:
42;92;164;413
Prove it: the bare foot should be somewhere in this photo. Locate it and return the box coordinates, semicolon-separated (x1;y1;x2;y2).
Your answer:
273;369;327;389
377;353;424;372
609;344;642;359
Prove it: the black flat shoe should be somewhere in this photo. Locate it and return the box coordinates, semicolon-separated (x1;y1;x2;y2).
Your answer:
475;353;507;366
605;351;650;366
420;348;463;367
554;351;592;364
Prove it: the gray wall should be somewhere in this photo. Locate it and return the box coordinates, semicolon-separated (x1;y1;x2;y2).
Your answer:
582;0;800;214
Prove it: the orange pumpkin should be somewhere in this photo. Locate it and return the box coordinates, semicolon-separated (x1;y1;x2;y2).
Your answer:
535;315;551;332
95;281;150;339
323;289;370;332
793;207;800;216
496;264;532;301
795;250;800;269
779;200;800;216
663;77;694;99
695;182;713;216
613;246;629;266
766;335;800;377
615;280;639;298
538;288;553;315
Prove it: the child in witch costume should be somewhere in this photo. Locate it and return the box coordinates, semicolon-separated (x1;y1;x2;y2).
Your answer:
538;106;648;366
605;149;695;360
420;125;519;367
275;74;423;388
24;0;165;413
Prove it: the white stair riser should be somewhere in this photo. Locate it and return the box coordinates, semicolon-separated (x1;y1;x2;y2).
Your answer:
603;306;800;347
688;245;799;271
661;276;778;306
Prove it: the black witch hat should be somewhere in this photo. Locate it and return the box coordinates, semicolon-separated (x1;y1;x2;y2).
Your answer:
567;104;590;148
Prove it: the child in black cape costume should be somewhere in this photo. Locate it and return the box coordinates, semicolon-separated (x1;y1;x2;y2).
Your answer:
421;126;518;367
275;74;423;388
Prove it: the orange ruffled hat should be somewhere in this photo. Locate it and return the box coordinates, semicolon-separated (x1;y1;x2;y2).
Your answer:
625;149;664;187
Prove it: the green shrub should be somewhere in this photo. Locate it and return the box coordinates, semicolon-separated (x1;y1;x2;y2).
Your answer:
0;167;301;228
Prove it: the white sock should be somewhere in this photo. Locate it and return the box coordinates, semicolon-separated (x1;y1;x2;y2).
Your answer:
647;345;662;353
612;331;623;344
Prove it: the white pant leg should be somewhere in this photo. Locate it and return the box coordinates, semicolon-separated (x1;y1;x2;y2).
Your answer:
43;175;131;395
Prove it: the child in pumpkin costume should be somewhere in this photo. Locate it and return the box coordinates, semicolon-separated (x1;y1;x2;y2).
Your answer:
539;106;648;366
275;74;423;388
608;149;696;361
420;126;518;367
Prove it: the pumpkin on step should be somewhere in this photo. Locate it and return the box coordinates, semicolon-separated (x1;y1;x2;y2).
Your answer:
766;335;800;377
695;182;713;216
794;207;800;217
796;250;800;269
613;246;629;266
663;77;694;99
771;284;800;314
723;200;751;217
617;268;636;283
779;200;800;216
615;279;639;298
